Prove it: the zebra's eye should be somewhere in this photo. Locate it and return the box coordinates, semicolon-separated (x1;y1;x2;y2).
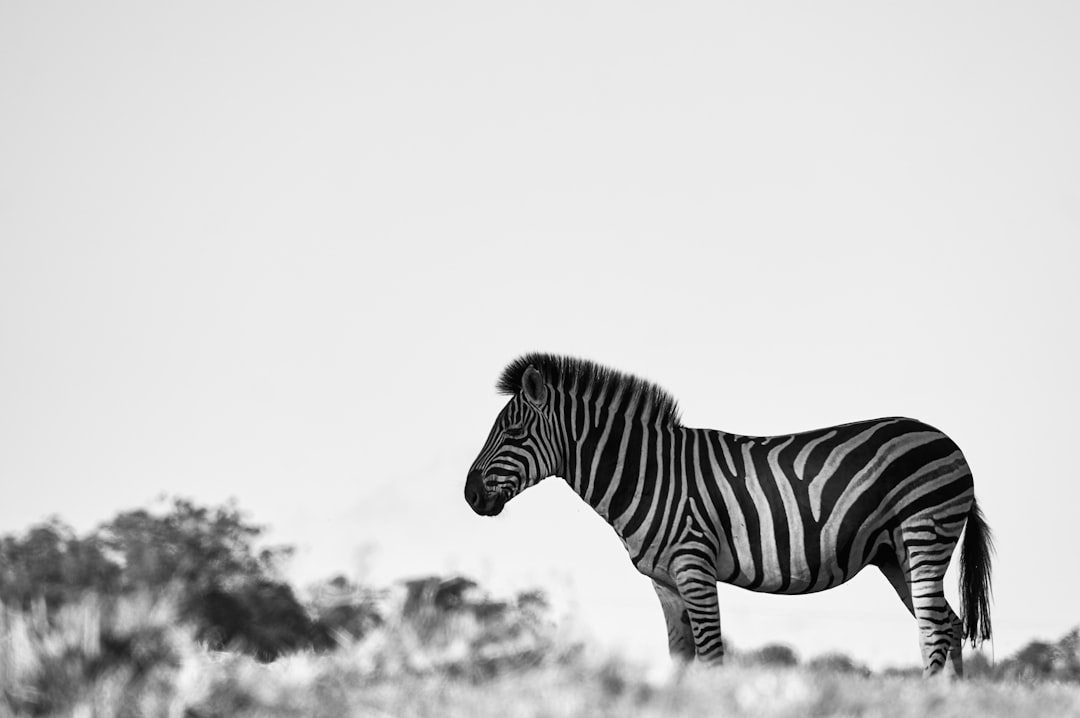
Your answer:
505;425;528;440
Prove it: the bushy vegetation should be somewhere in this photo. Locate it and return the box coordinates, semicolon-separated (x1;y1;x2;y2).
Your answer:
0;499;359;661
3;590;1080;718
989;628;1080;682
0;592;192;717
2;499;1079;717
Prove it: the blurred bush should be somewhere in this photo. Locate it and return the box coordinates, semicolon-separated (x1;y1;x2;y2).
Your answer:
0;592;190;717
994;628;1080;682
1;499;334;661
0;517;120;608
344;574;562;681
2;497;1078;695
806;652;871;676
743;643;799;668
306;574;384;643
0;574;561;715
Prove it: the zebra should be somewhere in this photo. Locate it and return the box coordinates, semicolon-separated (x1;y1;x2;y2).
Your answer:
464;353;993;677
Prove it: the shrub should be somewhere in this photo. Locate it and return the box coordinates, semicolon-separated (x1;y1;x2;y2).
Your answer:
0;498;329;662
0;592;190;717
746;643;799;667
806;652;871;676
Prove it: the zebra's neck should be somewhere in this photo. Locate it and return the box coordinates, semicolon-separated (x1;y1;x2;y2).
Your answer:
557;384;676;526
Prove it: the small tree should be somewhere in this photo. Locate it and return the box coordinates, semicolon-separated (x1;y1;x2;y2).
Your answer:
0;518;119;608
806;652;870;676
308;574;383;642
0;498;328;661
964;649;994;679
1056;628;1080;681
96;498;322;660
1004;640;1057;680
998;628;1080;682
750;643;799;667
97;498;290;592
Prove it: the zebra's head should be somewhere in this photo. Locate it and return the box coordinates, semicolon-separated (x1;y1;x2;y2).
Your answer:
465;365;561;516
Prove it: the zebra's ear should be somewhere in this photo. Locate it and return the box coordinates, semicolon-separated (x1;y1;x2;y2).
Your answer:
521;366;548;408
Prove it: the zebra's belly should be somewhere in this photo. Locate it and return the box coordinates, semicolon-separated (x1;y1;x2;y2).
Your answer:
638;548;856;596
720;555;866;595
716;550;820;595
711;510;876;595
630;512;880;596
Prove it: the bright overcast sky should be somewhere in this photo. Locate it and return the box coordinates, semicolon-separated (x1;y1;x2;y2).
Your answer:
2;1;1078;670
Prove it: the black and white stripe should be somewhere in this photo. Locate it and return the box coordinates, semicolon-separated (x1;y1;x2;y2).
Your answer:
465;354;993;678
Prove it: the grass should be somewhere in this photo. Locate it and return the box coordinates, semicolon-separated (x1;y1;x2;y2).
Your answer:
3;593;1079;718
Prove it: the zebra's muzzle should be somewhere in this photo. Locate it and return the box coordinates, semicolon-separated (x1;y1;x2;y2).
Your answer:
465;470;506;516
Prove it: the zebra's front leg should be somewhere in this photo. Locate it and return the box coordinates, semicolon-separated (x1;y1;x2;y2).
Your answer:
651;579;695;663
672;561;724;664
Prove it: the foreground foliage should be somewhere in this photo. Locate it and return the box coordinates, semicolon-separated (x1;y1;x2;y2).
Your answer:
2;592;1080;718
2;499;1079;716
0;500;379;661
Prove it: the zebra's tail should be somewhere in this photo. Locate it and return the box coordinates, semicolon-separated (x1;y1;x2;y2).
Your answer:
959;497;994;646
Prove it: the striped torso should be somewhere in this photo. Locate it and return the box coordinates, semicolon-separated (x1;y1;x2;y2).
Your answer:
582;417;973;595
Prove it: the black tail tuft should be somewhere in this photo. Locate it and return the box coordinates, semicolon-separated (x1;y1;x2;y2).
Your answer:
959;498;994;646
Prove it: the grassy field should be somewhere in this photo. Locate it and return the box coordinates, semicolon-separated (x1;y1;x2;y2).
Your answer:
186;655;1080;718
3;593;1080;718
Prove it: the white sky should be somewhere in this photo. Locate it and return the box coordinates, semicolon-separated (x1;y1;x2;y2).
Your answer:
2;1;1078;670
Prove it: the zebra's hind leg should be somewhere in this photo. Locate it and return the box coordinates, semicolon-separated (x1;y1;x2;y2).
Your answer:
876;519;966;679
652;579;695;663
671;559;724;664
911;575;957;678
944;605;964;677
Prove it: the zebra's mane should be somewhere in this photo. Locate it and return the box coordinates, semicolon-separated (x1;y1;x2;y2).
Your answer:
496;353;682;426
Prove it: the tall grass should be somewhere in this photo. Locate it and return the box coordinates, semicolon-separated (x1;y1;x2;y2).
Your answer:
0;592;194;717
3;592;1080;718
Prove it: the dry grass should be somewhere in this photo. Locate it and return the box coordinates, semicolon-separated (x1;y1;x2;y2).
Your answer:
3;593;1079;718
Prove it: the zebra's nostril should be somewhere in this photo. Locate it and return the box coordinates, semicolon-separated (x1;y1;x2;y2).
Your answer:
465;469;485;509
465;486;480;508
